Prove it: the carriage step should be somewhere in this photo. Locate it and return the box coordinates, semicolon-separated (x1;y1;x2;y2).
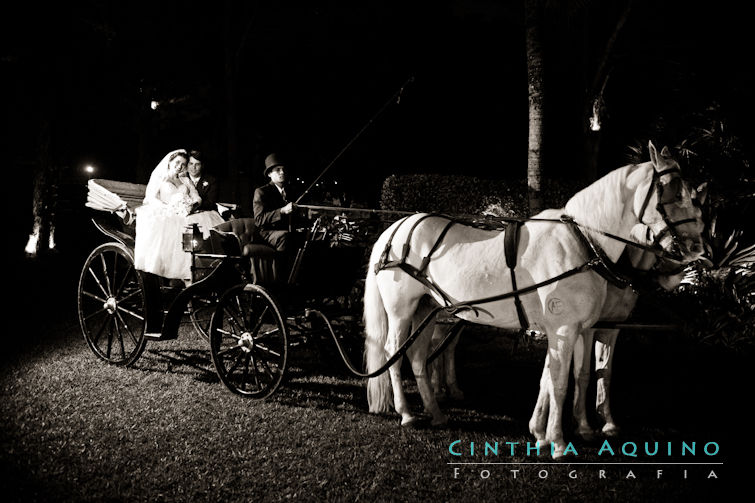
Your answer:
144;332;179;341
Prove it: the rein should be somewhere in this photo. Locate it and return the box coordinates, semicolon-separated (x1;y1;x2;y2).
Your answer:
509;215;683;263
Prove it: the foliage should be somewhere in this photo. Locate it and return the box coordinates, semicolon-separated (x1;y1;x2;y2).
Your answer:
379;174;585;218
671;194;755;351
625;102;752;195
675;103;752;194
626;103;755;350
674;223;755;351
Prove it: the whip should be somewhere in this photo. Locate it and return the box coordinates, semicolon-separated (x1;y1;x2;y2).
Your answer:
295;76;415;204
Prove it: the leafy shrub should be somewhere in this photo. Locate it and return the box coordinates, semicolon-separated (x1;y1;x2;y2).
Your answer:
379;174;584;218
673;213;755;350
625;103;755;350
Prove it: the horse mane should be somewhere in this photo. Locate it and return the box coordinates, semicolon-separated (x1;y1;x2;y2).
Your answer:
564;163;647;233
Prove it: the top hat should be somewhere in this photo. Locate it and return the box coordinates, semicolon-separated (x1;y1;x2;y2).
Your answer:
264;153;285;176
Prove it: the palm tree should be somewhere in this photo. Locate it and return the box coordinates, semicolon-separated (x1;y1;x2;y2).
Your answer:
525;0;545;215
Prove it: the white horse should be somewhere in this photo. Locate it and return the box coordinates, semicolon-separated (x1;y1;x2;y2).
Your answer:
569;181;708;440
425;180;707;440
364;142;706;457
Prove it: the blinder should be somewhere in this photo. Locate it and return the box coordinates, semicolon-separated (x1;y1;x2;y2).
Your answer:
637;165;698;261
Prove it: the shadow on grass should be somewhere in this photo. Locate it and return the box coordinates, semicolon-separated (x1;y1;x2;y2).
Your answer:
10;246;745;443
273;324;745;445
135;348;220;384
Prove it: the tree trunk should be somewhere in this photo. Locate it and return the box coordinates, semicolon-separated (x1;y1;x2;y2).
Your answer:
27;115;54;256
525;0;545;216
584;129;602;180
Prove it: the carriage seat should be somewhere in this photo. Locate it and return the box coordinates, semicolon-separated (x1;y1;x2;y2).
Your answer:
213;218;276;258
213;218;281;285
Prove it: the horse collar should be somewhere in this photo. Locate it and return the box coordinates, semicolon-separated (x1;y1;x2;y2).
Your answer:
562;215;632;290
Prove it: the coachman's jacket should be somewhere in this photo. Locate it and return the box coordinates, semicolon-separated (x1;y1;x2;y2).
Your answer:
253;182;294;231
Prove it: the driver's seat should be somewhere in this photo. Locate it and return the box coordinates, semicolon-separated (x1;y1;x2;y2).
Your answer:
213;218;281;285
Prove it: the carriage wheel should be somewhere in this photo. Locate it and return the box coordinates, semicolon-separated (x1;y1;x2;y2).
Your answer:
78;243;147;366
189;294;216;340
210;283;288;398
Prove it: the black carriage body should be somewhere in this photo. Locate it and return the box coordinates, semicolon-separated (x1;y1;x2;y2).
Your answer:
83;211;368;337
78;187;380;399
84;214;249;341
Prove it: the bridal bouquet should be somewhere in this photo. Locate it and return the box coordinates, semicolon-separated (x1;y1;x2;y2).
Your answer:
167;193;194;217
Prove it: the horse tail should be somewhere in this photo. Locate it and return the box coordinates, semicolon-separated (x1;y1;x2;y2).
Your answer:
364;264;393;413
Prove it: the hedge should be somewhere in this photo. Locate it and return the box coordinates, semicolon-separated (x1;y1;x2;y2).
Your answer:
379;174;586;218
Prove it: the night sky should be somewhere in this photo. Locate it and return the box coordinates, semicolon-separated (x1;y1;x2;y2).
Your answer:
3;0;753;247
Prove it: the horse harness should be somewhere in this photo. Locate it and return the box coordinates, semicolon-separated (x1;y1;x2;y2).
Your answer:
374;166;696;331
637;164;699;265
375;213;622;331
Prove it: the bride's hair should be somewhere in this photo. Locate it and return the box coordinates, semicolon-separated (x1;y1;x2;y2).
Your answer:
168;150;188;163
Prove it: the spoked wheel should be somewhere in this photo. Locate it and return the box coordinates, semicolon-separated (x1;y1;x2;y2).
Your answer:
78;243;147;366
210;283;288;398
189;294;217;340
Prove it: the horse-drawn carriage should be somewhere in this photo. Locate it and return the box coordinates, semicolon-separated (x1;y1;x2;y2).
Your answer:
78;178;371;398
78;142;710;458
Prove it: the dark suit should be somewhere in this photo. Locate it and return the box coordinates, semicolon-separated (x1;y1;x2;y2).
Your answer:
192;174;219;212
253;182;299;253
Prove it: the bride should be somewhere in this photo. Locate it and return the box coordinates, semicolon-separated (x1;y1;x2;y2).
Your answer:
134;149;224;280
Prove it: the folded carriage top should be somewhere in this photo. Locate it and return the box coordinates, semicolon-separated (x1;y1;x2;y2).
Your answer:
85;178;147;213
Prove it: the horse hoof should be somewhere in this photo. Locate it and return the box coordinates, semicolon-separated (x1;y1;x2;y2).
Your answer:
431;415;448;427
550;443;567;459
530;428;550;442
449;390;464;401
536;440;550;454
529;428;546;443
576;428;599;442
401;416;420;428
602;424;621;437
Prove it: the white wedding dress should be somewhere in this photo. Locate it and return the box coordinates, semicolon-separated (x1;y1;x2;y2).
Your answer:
134;181;224;280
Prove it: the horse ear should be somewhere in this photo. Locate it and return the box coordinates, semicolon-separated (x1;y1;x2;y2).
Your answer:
648;141;659;169
696;182;709;205
660;146;671;158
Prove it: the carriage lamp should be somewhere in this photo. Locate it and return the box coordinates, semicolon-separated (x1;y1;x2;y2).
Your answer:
182;223;202;252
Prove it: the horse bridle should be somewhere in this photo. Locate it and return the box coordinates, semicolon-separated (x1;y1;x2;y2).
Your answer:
636;165;699;262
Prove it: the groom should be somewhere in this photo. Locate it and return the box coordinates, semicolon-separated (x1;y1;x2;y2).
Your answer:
187;149;219;212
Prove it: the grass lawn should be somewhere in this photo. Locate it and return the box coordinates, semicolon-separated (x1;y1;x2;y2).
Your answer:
1;255;736;502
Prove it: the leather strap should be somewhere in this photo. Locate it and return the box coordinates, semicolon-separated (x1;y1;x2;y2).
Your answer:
504;221;530;330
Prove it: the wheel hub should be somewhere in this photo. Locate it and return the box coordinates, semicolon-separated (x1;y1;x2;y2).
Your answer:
238;332;255;353
104;297;117;315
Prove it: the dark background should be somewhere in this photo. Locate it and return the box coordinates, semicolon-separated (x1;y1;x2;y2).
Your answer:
3;0;753;257
0;4;749;496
